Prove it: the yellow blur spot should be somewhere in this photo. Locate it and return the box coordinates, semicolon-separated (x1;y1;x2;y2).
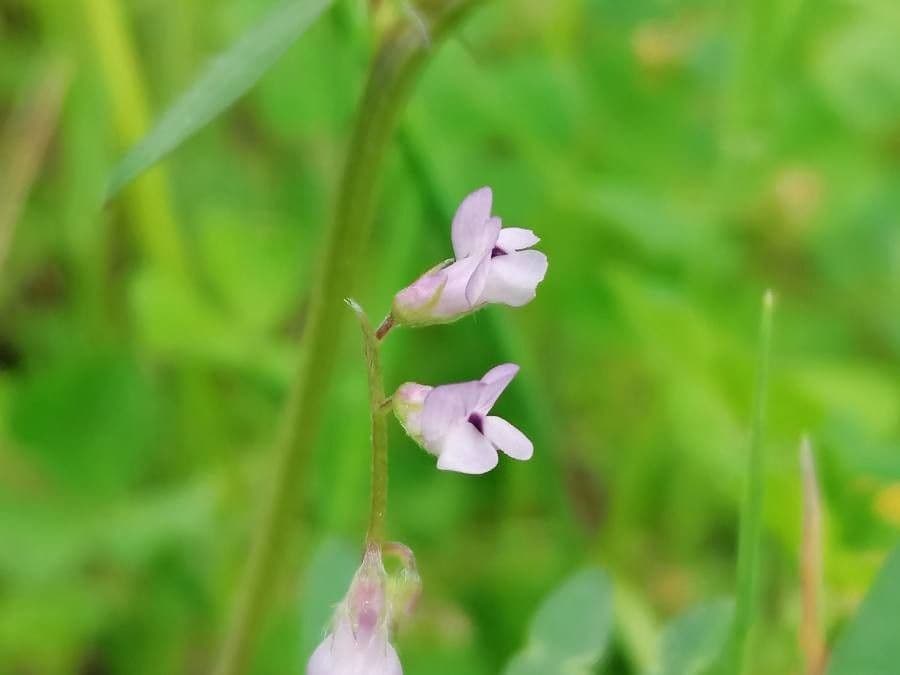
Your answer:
874;484;900;527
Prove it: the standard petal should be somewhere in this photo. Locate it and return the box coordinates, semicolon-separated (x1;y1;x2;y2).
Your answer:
436;422;499;474
480;250;548;307
451;186;493;258
483;416;534;460
496;227;540;251
420;382;482;448
476;363;519;414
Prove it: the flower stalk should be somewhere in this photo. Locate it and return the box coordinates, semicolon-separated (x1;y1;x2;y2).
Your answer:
375;314;395;340
347;300;390;545
212;4;484;674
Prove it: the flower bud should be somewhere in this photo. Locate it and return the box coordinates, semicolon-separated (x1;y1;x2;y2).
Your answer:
307;545;402;675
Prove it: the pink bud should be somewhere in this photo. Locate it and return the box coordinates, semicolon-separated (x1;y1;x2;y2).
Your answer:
307;546;402;675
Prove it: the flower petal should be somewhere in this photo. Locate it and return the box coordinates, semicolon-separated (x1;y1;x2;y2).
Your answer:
451;187;493;258
463;217;503;306
306;634;336;675
497;227;539;251
382;643;404;675
436;422;499;474
392;268;447;322
421;382;482;448
465;253;490;306
431;256;477;317
483;416;533;460
307;624;403;675
476;363;519;414
480;250;548;307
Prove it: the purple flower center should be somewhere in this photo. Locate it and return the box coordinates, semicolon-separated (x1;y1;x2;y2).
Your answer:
491;246;507;258
467;412;485;434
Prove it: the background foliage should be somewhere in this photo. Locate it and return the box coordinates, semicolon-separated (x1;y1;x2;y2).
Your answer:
1;0;898;673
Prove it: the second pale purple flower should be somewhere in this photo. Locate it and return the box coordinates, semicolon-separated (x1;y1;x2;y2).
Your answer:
393;363;534;474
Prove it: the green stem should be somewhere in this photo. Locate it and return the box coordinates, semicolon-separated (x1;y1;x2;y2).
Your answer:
711;290;776;675
212;3;484;674
347;300;389;545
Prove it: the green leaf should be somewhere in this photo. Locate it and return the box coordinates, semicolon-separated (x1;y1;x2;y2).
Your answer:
652;600;733;675
828;545;900;675
9;350;159;495
106;0;333;198
504;568;614;675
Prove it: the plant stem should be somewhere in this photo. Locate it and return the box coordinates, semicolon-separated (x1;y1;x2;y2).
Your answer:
711;289;776;675
211;3;484;674
375;313;395;340
347;300;389;545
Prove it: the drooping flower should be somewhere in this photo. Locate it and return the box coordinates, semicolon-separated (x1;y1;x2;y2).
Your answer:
307;545;402;675
391;187;548;327
393;363;534;474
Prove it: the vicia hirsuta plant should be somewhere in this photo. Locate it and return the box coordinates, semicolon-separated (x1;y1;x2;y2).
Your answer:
307;187;547;674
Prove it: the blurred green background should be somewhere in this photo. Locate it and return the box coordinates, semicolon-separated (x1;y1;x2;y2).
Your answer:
1;0;898;673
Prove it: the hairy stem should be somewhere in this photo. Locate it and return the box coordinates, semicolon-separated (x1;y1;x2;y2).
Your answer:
347;300;389;545
212;3;484;674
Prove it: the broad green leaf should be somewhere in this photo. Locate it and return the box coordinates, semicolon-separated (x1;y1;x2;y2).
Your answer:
129;266;293;382
828;545;900;675
8;350;159;495
106;0;333;197
504;568;614;675
652;600;733;675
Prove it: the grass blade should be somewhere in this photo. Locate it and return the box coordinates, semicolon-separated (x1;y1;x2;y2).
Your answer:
710;289;776;674
105;0;333;199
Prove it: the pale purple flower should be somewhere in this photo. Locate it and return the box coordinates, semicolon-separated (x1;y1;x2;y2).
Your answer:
393;363;534;474
391;187;548;326
307;546;402;675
